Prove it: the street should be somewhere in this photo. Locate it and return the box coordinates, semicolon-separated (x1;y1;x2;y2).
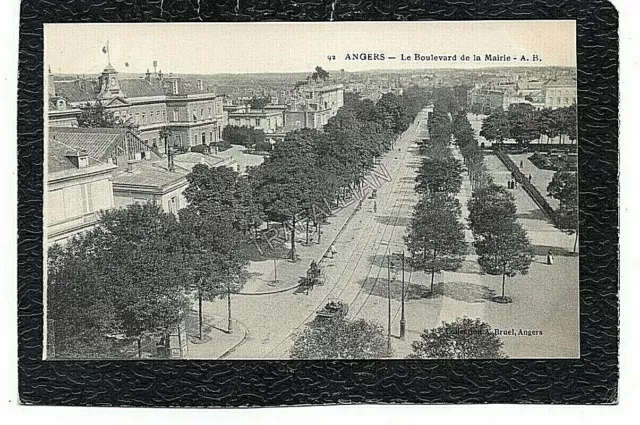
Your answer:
200;109;579;359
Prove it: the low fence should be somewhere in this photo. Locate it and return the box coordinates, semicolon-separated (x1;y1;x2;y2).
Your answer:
493;150;557;224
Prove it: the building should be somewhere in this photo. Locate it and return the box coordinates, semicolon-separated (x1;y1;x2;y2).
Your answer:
47;126;186;215
227;109;285;134
543;78;577;109
46;138;117;246
48;126;239;224
49;62;227;153
284;83;344;131
111;159;189;215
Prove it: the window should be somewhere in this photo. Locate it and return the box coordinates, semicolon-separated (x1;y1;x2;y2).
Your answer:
176;135;182;146
150;111;154;122
142;112;146;124
210;131;213;142
135;112;140;123
152;137;157;148
169;196;178;214
193;134;198;146
157;110;161;121
208;107;212;119
255;118;261;126
114;112;120;120
200;108;204;119
173;109;179;121
163;111;166;121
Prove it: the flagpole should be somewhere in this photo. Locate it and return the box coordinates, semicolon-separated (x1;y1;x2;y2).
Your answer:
107;40;110;64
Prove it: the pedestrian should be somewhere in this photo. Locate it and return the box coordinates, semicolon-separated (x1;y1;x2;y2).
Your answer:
520;160;524;168
330;244;337;259
547;249;554;265
528;174;532;182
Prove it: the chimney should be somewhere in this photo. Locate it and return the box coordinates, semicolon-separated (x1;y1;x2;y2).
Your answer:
126;159;139;173
172;80;179;95
65;150;89;169
145;69;151;83
158;70;163;81
153;60;158;75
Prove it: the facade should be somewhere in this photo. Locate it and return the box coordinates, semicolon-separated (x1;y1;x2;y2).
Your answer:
46;138;117;246
284;83;344;131
543;78;577;109
227;109;284;133
50;63;228;153
468;77;573;113
111;160;189;215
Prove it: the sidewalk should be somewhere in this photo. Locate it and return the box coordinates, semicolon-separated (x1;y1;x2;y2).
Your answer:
239;167;392;295
183;309;247;359
508;153;559;210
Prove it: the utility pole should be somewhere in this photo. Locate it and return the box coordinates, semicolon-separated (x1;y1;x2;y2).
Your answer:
400;251;406;339
227;284;233;334
387;251;392;350
273;259;278;284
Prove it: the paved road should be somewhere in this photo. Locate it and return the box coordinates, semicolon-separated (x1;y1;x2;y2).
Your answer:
202;110;579;359
200;109;430;359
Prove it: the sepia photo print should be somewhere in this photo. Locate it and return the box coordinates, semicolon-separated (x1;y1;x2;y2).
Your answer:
43;21;579;361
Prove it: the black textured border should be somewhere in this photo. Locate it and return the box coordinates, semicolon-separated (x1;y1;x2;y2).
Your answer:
17;0;619;406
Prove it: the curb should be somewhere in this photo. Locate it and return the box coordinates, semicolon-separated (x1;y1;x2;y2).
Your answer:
184;314;249;360
216;319;249;359
237;200;362;296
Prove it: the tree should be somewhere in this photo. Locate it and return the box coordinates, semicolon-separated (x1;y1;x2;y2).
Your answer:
507;103;541;147
467;184;517;237
474;221;534;301
47;236;121;358
556;106;577;143
251;129;330;260
77;100;137;130
406;195;467;294
222;125;265;148
178;207;248;338
548;171;578;252
415;156;463;196
48;204;191;358
311;66;330;82
290;303;392;359
181;166;253;334
95;204;190;355
452;111;475;148
408;318;506;359
249;96;270;110
427;108;453;145
479;112;510;146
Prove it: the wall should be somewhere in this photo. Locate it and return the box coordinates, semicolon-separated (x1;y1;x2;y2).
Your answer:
46;172;115;245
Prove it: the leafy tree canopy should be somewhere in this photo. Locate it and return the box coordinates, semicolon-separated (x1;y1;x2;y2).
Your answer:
408;318;506;359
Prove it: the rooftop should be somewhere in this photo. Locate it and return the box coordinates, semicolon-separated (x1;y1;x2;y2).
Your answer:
49;127;129;162
48;138;116;178
119;79;166;98
112;160;188;191
172;152;234;171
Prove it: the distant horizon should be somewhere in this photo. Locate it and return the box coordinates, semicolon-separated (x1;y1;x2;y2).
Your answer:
45;21;577;75
51;64;576;79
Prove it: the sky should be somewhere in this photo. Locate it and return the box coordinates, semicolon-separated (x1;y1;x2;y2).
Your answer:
44;21;577;75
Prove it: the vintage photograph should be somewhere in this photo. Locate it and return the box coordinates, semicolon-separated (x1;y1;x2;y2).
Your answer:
43;21;578;360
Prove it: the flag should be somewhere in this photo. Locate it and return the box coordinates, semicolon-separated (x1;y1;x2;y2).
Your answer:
102;43;108;54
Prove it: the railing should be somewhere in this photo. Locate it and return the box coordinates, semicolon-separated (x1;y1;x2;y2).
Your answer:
493;149;557;224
